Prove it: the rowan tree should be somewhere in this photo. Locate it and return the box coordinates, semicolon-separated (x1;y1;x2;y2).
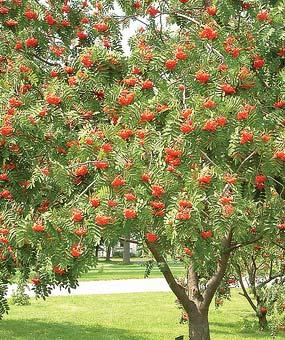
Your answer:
0;1;285;340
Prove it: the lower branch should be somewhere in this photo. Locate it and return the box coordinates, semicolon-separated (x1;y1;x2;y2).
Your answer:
146;241;195;312
236;264;257;313
202;229;233;310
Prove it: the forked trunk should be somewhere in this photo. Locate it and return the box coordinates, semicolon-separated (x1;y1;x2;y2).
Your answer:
188;308;210;340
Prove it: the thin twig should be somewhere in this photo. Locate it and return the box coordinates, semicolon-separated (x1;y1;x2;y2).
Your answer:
237;150;257;173
68;161;96;169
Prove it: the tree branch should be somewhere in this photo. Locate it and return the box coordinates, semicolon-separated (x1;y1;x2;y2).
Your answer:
68;161;97;169
230;236;263;251
257;273;285;289
146;241;195;312
31;53;60;67
237;150;257;173
272;241;285;250
202;229;233;310
235;263;257;313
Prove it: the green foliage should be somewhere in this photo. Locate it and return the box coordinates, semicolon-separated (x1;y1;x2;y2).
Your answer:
10;283;30;306
0;1;284;337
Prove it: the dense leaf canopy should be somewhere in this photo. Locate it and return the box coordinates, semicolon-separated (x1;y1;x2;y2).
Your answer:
0;0;284;329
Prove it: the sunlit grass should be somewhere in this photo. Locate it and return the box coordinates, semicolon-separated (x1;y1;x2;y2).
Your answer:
79;258;185;281
1;290;284;339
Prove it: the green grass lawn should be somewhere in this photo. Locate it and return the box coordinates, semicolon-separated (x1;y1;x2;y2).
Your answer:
1;290;284;340
79;258;185;281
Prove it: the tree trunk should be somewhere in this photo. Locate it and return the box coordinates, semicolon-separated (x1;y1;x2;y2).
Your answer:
258;314;268;330
105;245;112;261
95;244;99;258
188;309;210;340
123;236;131;264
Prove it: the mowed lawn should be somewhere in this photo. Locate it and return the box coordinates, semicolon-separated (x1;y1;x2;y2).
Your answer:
2;290;284;340
79;258;185;281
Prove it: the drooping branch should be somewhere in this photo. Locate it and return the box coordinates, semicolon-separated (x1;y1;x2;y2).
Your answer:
146;241;195;312
31;53;61;67
237;150;257;173
235;263;257;313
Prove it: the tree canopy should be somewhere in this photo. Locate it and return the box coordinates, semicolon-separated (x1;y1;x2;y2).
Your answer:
0;0;285;339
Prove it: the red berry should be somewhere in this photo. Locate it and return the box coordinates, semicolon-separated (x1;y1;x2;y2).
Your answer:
142;80;154;90
46;94;61;105
111;176;126;187
140;110;155;122
274;151;285;161
198;175;212;185
95;215;111;226
72;209;84;222
24;9;38;20
273;100;285;109
147;6;159;17
90;197;100;208
101;143;113;153
94;161;109;170
151;185;165;197
93;23;109;32
175;49;187;60
31;277;41;285
75;165;89;177
180;122;194;134
25;37;38;48
201;230;213;239
141;173;150;182
184;247;193;256
146;232;158;243
0;125;13;136
206;6;217;16
53;266;65;275
253;57;265;69
74;227;87;237
199;26;218;40
257;10;269;21
77;31;88;40
124;193;137;201
32;223;45;232
221;84;236;95
259;306;268;314
123;209;137;219
118;129;134;140
70;244;82;257
195;71;210;84
118;91;135;106
240;130;253;144
165;59;178;71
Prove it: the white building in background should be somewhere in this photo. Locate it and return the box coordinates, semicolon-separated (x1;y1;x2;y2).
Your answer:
98;240;138;258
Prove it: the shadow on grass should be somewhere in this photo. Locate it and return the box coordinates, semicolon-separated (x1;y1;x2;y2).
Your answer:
211;320;276;339
1;320;150;340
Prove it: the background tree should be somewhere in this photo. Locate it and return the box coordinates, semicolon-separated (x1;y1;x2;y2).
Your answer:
0;1;285;340
234;241;285;330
